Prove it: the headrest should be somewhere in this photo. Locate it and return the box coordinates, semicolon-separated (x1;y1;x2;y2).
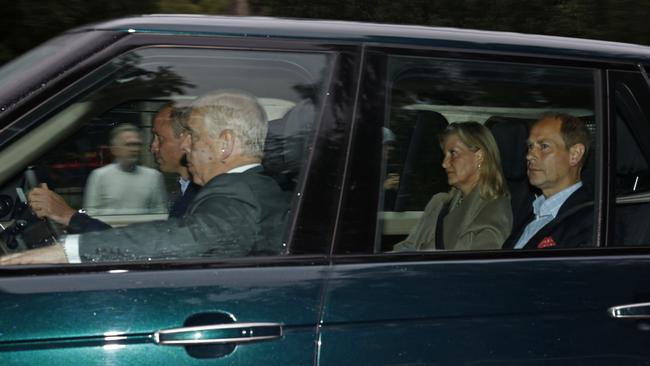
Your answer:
486;116;531;180
392;109;449;211
407;109;448;132
262;99;315;190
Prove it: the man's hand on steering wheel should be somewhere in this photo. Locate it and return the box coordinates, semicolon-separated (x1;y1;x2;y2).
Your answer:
28;183;76;227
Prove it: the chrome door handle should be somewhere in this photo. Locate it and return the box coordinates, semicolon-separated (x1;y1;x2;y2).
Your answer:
154;322;282;345
608;302;650;319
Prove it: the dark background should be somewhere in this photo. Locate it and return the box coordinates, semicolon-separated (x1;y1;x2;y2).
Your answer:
2;0;650;65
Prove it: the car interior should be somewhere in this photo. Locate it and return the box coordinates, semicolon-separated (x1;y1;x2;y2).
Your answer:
377;56;599;251
0;47;329;256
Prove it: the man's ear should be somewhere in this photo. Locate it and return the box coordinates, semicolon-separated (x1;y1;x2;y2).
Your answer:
218;129;235;160
568;143;586;166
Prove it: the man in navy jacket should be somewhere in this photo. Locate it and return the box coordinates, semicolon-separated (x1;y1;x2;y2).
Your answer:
502;113;594;249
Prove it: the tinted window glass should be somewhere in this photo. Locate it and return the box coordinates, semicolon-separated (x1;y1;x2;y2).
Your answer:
378;56;596;252
0;47;330;262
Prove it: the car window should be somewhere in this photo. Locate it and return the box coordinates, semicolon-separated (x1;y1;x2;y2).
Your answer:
0;46;331;262
342;53;598;254
611;69;650;246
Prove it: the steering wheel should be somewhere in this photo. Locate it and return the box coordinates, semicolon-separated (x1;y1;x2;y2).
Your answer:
0;167;62;253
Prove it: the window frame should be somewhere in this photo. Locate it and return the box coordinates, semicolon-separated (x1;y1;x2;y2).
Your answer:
607;68;650;247
333;44;639;260
0;33;362;275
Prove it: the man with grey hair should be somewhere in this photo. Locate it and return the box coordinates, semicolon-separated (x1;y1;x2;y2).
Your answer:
1;90;289;264
83;123;167;216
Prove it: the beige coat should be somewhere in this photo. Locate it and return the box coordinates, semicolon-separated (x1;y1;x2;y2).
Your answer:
393;188;512;251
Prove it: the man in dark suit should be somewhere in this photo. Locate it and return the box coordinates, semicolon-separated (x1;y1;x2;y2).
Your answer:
2;90;289;264
27;103;200;233
502;113;594;249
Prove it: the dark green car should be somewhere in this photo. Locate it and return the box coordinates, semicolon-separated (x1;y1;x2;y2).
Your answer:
1;15;650;365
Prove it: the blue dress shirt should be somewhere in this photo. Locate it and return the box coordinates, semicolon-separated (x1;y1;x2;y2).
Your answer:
513;182;583;249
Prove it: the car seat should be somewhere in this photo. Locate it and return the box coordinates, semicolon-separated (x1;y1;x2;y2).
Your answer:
392;109;449;212
485;116;536;230
262;99;315;191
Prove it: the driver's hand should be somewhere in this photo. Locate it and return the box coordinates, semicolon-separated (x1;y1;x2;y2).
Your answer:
28;183;76;227
0;244;68;265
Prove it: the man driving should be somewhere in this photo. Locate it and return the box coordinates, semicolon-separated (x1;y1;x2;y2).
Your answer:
27;102;200;233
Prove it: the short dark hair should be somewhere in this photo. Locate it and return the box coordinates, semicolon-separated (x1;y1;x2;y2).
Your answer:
169;106;191;138
540;113;591;166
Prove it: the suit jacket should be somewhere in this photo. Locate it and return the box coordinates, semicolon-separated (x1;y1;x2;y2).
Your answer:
393;188;512;251
168;182;200;218
502;185;594;249
68;181;201;234
77;166;290;262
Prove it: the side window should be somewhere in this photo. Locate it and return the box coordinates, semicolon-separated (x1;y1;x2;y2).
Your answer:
378;55;596;252
611;69;650;246
0;47;331;261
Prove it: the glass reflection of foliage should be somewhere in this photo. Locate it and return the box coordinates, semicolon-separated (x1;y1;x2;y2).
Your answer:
292;83;319;104
33;52;194;207
266;75;323;191
390;58;593;110
87;52;195;106
292;65;329;104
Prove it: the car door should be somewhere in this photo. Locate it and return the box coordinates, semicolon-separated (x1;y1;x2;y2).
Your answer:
317;47;650;365
0;265;328;364
0;29;359;365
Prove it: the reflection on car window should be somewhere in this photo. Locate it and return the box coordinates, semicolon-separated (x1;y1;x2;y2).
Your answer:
0;47;331;262
379;56;595;252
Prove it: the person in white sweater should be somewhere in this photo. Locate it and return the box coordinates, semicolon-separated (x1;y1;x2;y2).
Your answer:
83;123;167;216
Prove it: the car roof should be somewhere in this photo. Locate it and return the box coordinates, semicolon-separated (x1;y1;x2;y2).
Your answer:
71;14;650;65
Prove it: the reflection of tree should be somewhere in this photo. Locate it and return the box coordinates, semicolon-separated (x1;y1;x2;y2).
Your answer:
86;52;195;108
390;62;482;108
292;65;330;104
35;52;195;195
390;59;592;110
292;83;318;103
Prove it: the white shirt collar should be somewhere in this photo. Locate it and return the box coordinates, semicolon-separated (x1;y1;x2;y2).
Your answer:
178;176;191;194
532;181;583;219
227;163;261;174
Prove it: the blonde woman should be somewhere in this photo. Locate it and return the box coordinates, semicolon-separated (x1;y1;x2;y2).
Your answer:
394;122;512;251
